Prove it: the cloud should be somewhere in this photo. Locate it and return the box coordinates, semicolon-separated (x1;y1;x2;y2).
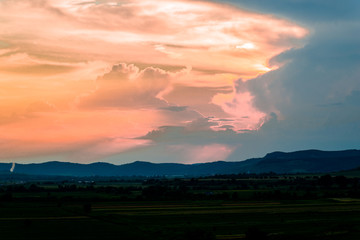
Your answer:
26;101;57;113
0;110;157;161
79;63;188;109
160;106;188;112
108;117;240;164
163;85;233;119
99;1;359;163
0;0;307;77
78;62;269;132
141;117;237;142
224;0;360;23
0;0;317;163
247;22;360;118
222;8;360;159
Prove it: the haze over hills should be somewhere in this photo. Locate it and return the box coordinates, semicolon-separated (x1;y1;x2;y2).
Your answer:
1;149;360;177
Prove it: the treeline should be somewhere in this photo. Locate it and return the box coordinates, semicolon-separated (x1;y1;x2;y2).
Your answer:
1;174;360;202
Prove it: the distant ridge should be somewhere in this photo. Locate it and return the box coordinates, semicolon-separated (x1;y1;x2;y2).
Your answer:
1;149;360;177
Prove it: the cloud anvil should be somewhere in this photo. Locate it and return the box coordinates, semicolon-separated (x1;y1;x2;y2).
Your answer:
0;0;359;164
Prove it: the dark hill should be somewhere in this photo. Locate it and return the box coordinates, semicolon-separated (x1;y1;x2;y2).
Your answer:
256;149;360;173
1;149;359;177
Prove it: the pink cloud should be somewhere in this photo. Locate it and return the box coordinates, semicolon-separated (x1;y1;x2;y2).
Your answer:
0;0;307;77
0;0;308;162
0;110;157;160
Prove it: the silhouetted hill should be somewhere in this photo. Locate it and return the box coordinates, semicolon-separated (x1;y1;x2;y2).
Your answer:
1;149;360;177
255;149;360;173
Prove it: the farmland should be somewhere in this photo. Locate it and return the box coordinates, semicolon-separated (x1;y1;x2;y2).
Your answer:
1;174;360;239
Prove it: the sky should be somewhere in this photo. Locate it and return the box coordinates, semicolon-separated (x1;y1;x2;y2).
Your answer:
0;0;359;164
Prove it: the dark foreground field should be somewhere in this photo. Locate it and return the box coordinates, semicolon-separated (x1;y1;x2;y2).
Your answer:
1;174;360;239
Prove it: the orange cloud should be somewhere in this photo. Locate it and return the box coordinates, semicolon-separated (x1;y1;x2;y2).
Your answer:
0;110;155;161
0;0;308;163
79;63;190;109
0;0;307;76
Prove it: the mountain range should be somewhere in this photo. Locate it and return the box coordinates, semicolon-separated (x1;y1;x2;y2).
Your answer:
1;149;360;177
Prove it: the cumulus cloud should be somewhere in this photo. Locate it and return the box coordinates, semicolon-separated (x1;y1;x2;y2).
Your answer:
6;0;349;164
79;63;189;109
222;3;360;159
111;0;360;163
247;23;360;120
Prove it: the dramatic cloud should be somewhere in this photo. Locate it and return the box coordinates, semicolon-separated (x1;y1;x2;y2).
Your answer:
223;0;360;23
79;63;189;109
221;0;360;160
3;0;357;164
0;0;307;76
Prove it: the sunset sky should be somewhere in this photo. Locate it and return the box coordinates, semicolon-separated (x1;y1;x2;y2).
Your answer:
0;0;359;164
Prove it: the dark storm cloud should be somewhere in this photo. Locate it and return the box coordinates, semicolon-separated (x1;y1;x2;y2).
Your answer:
160;106;188;112
221;0;360;23
221;0;360;160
